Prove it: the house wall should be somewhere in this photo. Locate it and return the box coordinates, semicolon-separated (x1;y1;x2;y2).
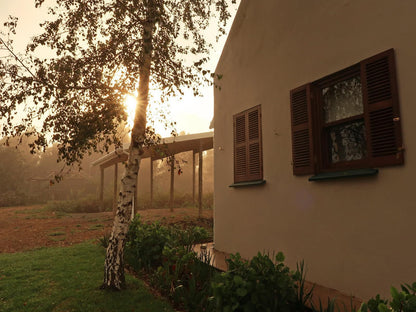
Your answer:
213;0;416;300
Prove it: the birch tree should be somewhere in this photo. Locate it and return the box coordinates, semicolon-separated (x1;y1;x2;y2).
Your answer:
0;0;236;289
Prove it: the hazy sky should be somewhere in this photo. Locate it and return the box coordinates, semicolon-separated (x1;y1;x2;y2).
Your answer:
0;0;237;137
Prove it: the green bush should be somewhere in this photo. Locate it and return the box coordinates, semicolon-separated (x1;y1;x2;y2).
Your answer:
125;218;312;312
152;246;217;311
212;252;304;312
125;217;173;271
359;283;416;312
125;215;209;271
125;217;214;311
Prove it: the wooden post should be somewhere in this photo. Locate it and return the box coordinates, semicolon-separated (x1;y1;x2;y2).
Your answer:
113;163;118;215
100;166;104;210
192;151;196;204
198;146;203;219
170;155;175;212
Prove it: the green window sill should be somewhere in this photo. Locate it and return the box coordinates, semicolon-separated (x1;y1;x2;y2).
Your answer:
309;168;378;181
229;180;266;188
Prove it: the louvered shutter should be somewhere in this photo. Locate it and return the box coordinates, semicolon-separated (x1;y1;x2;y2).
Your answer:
233;105;263;183
247;107;263;181
234;112;247;182
361;49;404;167
290;84;314;175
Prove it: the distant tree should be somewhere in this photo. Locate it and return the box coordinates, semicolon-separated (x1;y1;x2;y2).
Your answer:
0;146;29;205
0;0;236;289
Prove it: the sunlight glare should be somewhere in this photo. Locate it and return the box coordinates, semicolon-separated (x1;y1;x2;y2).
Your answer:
124;95;137;130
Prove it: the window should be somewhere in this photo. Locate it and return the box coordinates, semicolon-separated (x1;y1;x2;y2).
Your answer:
290;49;404;175
233;105;263;183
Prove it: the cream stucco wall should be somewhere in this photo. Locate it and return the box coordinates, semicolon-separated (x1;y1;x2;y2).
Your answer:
213;0;416;300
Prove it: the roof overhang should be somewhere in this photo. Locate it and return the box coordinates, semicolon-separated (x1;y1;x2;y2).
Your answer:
92;131;214;169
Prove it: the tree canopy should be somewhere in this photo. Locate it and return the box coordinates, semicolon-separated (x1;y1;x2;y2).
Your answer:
0;0;235;166
1;0;237;290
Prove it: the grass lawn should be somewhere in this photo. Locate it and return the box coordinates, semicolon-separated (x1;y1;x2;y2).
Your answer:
0;242;175;312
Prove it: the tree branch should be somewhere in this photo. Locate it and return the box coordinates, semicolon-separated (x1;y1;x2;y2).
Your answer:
0;37;37;79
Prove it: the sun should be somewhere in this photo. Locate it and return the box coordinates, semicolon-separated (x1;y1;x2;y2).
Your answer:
124;95;137;129
124;92;174;137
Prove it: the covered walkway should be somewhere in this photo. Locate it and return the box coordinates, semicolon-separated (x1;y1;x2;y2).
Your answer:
92;132;213;217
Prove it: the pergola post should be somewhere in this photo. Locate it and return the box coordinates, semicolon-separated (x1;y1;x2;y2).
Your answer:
99;166;104;210
150;157;153;209
113;163;118;215
198;145;203;219
192;151;196;204
169;155;175;212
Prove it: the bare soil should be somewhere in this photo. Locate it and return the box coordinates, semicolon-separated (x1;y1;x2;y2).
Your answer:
0;205;213;253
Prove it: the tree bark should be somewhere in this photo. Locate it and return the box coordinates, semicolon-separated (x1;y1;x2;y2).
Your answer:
102;17;154;290
101;146;141;289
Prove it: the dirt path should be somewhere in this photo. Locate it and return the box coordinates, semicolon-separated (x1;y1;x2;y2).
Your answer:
0;205;213;253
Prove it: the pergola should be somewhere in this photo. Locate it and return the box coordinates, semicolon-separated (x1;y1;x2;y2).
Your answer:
92;131;213;217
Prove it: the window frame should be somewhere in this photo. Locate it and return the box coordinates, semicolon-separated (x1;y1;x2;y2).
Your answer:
233;105;263;184
290;49;404;176
313;64;369;172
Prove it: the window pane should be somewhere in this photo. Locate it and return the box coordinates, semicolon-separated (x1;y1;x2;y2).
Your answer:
323;76;363;123
328;120;367;163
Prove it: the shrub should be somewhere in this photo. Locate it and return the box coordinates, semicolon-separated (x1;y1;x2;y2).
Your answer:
125;218;311;312
125;215;209;271
212;252;304;312
125;217;173;271
152;246;217;311
359;283;416;312
125;217;214;311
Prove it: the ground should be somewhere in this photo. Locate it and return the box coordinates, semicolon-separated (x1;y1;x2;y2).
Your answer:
0;205;213;253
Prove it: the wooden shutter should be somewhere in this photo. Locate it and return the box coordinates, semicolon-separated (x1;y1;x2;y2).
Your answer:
290;84;314;175
233;105;263;183
247;107;263;181
361;49;404;167
234;112;247;182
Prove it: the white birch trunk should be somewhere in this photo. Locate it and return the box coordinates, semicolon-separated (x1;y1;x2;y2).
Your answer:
101;145;141;289
101;17;154;290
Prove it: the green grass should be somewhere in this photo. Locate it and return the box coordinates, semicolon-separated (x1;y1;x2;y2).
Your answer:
88;224;104;231
14;208;46;215
0;243;175;312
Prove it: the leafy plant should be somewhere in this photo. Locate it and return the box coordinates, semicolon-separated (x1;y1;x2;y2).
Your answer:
125;215;209;271
359;283;416;312
296;260;314;311
152;246;217;311
125;217;213;311
313;298;338;312
212;252;302;312
98;233;110;248
125;217;173;271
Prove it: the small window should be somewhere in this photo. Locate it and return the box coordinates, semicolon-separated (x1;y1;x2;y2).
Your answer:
290;49;404;175
233;105;263;183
